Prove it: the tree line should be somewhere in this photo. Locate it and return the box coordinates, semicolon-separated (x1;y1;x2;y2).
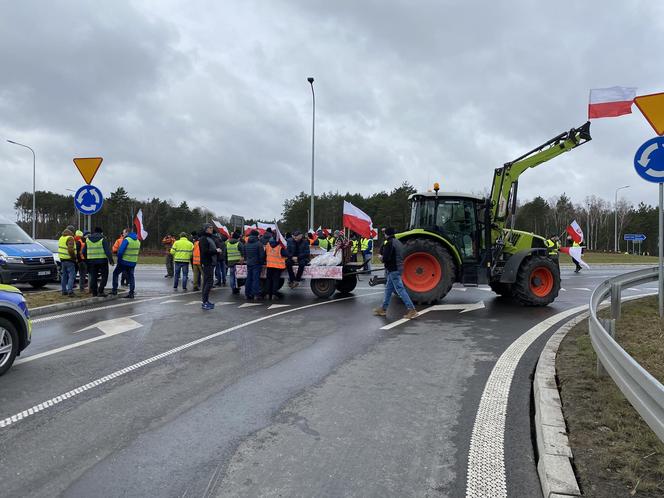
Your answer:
13;185;658;253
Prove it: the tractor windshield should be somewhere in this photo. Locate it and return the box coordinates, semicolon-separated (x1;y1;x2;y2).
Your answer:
409;198;478;259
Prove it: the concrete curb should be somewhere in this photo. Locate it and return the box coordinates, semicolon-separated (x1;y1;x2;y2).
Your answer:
30;292;125;317
534;312;589;498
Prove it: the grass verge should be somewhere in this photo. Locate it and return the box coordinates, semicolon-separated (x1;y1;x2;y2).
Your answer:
24;289;92;309
557;297;664;497
560;252;658;265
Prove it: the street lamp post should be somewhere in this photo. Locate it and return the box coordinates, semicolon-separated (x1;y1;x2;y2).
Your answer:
7;140;36;238
307;77;315;232
614;185;630;252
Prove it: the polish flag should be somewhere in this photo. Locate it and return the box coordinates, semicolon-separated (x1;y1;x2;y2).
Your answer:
243;224;257;236
588;87;637;119
257;222;277;234
134;209;148;241
560;246;590;269
212;219;230;238
274;223;288;248
566;220;584;244
343;201;373;238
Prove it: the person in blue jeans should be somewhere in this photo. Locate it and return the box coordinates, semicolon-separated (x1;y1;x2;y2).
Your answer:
373;227;418;319
58;227;77;296
241;230;265;300
111;230;140;299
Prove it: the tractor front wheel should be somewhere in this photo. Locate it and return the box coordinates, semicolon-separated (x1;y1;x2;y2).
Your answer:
401;238;455;304
512;256;560;306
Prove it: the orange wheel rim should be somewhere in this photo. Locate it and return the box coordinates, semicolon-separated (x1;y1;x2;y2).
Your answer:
530;267;554;297
403;253;442;293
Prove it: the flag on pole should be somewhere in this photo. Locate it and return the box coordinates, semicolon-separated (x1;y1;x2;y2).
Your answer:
588;86;637;119
559;246;590;269
134;209;148;241
342;201;373;238
212;219;230;238
243;224;257;236
566;220;584;244
274;223;288;248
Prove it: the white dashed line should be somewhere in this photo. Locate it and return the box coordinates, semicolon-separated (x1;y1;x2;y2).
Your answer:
1;292;381;429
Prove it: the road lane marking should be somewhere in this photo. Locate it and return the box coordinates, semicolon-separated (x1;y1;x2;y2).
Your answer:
380;301;485;330
268;304;290;309
160;300;181;304
238;303;262;308
1;292;382;429
571;287;591;291
465;292;655;498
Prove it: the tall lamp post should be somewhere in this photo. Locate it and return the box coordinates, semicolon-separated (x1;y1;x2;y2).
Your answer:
307;77;315;232
7;140;36;238
614;185;630;252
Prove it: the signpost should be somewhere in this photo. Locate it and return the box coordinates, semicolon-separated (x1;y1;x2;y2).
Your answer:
634;93;664;317
73;157;104;233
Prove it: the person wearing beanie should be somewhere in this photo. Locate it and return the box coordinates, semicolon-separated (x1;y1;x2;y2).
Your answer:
170;232;194;291
226;230;245;295
286;230;309;288
199;223;220;309
58;227;77;296
373;227;418;319
241;229;265;300
83;226;115;297
73;229;88;293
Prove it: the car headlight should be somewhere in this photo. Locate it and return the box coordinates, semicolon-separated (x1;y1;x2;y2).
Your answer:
0;256;23;264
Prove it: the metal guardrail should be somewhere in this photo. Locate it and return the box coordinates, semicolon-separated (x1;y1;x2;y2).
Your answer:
589;266;664;442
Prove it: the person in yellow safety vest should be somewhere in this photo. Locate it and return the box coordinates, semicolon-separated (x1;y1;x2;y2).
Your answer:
316;230;330;251
545;235;560;256
360;237;374;272
226;231;245;295
82;226;115;297
74;230;88;293
58;226;77;296
171;232;194;291
265;237;288;300
191;232;202;291
350;235;359;262
111;229;141;299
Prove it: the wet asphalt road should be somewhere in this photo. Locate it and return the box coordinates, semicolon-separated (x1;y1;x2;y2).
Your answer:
0;265;656;497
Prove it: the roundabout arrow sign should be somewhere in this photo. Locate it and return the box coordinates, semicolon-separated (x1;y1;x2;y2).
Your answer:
74;184;104;215
634;137;664;183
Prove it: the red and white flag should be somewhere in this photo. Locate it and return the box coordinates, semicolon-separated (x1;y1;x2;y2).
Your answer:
243;224;257;236
588;86;637;119
343;201;373;238
134;209;148;241
212;219;230;238
274;223;288;248
566;220;583;244
559;246;590;269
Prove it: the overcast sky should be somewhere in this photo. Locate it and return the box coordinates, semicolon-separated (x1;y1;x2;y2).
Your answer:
2;0;663;222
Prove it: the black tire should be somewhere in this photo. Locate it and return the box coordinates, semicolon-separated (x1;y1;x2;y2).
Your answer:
29;281;48;289
335;274;357;295
489;281;513;297
512;256;560;306
401;238;456;304
310;279;336;299
0;317;19;376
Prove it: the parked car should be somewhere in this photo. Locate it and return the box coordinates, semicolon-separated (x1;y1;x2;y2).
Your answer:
0;284;31;375
0;216;57;288
35;239;61;282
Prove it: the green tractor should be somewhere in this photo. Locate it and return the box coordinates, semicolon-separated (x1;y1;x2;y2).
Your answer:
396;122;591;306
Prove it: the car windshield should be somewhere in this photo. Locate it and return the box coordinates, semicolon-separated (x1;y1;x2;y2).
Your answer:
37;239;59;252
0;223;33;244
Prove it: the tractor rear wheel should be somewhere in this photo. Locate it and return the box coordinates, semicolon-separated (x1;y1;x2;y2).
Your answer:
311;279;336;299
401;238;455;304
335;274;357;295
512;256;560;306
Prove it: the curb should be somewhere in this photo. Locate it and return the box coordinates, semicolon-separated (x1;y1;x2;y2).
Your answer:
534;312;589;498
30;292;125;317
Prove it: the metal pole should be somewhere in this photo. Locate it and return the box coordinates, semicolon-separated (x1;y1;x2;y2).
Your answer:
659;183;663;318
308;77;315;232
7;140;36;238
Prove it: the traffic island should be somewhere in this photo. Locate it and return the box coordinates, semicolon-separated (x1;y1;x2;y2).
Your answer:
556;296;664;497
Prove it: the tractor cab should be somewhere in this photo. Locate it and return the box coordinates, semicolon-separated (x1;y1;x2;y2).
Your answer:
407;191;488;263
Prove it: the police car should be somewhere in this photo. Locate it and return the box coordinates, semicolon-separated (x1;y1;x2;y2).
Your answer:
0;284;31;375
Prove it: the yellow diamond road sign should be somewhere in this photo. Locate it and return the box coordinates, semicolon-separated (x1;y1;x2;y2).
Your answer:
73;157;103;184
634;92;664;136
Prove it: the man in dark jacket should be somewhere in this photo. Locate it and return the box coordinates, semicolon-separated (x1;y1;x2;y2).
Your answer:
241;230;265;300
83;227;115;297
212;232;227;286
286;230;310;288
199;223;220;310
373;227;418;319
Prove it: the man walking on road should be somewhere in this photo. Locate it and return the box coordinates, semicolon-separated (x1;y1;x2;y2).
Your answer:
199;223;220;310
111;229;141;299
162;233;176;278
242;229;265;300
58;226;77;297
171;232;194;291
83;227;114;297
373;227;418;319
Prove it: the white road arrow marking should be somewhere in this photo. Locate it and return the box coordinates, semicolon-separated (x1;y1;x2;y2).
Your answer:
268;304;291;310
638;142;659;167
16;315;144;364
160;300;181;305
571;287;591;291
452;287;467;292
380;301;485;330
239;303;263;308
